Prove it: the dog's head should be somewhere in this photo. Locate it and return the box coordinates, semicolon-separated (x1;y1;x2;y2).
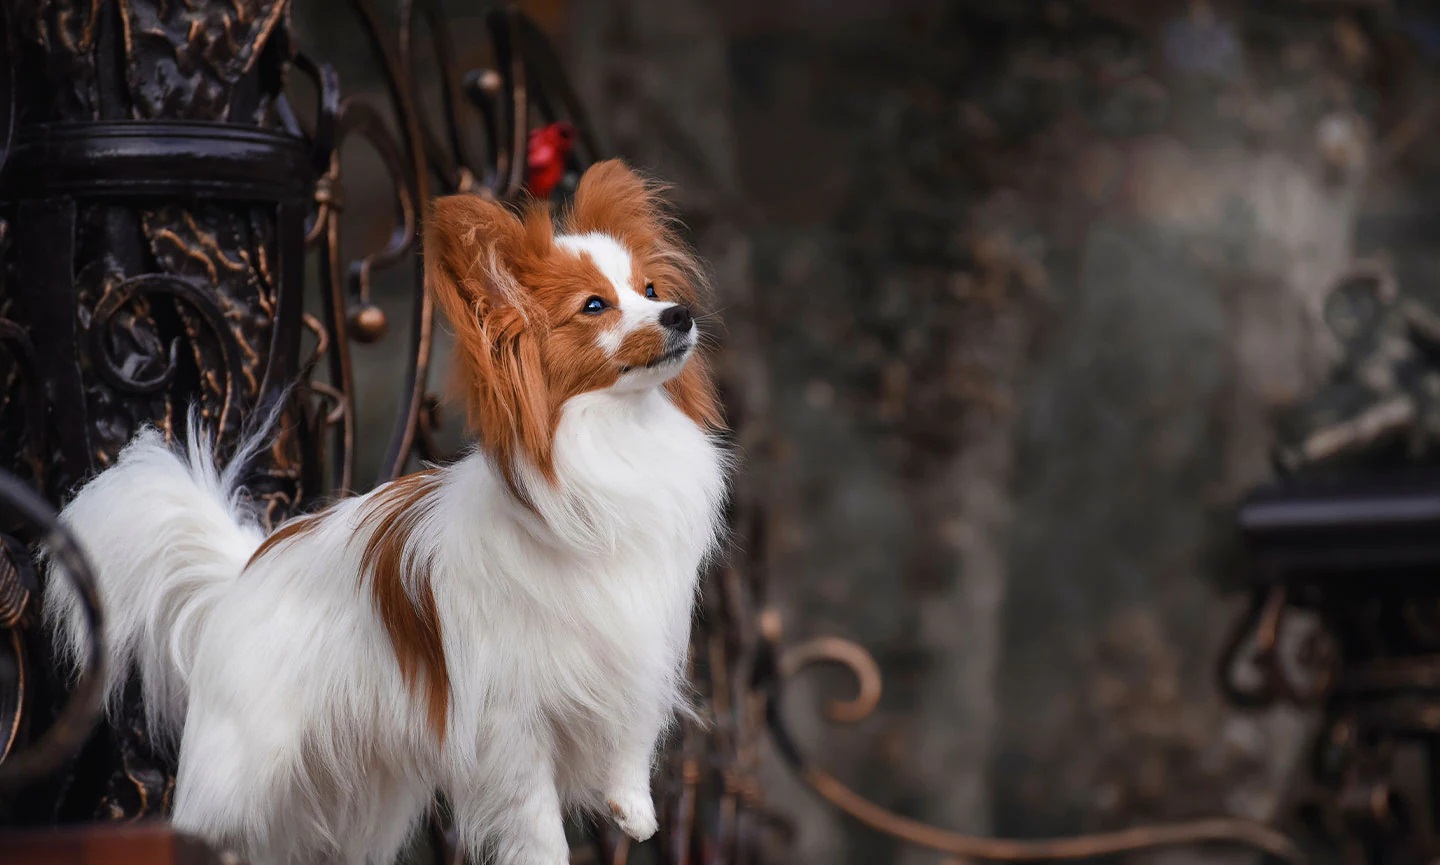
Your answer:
425;160;723;482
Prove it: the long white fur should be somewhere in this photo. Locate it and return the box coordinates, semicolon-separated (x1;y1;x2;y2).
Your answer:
43;234;729;865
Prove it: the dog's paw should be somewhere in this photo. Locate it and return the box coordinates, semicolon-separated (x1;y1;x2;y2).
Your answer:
607;791;658;842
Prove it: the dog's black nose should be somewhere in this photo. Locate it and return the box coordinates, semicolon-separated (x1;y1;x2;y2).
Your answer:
659;305;693;333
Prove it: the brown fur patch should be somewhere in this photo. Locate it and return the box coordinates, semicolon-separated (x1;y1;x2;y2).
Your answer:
243;475;451;740
611;327;667;372
425;160;726;488
665;354;724;430
358;470;450;741
246;513;323;569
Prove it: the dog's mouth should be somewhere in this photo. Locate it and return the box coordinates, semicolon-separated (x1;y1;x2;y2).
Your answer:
622;344;690;374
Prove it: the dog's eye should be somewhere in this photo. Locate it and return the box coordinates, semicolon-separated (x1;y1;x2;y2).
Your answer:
644;283;657;299
582;296;608;314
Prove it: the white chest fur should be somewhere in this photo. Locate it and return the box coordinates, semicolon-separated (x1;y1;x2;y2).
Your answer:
434;386;726;715
426;387;727;824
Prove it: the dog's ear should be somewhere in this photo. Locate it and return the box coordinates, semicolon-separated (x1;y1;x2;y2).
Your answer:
424;194;558;480
568;160;669;250
425;195;552;321
571;161;705;304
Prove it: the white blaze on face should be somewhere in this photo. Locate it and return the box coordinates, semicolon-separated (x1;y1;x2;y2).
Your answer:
557;233;676;356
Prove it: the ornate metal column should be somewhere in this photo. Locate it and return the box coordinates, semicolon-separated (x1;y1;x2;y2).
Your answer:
1;0;315;823
1222;264;1440;865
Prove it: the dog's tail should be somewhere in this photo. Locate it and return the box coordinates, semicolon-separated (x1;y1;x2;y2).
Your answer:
42;408;278;746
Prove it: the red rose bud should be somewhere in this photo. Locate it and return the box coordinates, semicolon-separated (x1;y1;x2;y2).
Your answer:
526;121;577;198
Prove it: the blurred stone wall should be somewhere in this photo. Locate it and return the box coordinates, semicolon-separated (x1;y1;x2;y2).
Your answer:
293;1;1440;863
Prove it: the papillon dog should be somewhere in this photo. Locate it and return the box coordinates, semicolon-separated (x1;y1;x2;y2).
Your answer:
44;160;730;865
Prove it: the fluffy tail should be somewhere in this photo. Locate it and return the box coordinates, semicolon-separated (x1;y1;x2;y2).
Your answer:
43;409;277;746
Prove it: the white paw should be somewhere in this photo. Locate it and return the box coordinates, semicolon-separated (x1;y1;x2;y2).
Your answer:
606;790;658;842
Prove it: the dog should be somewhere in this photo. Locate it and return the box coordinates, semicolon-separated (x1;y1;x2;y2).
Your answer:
44;160;730;865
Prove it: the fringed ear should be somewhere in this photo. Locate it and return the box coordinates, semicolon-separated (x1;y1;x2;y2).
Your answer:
569;160;665;241
569;161;702;291
488;331;557;484
425;195;532;321
425;195;560;480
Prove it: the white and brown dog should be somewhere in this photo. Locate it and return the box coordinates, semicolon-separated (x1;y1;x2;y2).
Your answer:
45;160;730;865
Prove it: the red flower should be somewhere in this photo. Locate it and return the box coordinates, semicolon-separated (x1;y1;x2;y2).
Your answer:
526;121;577;198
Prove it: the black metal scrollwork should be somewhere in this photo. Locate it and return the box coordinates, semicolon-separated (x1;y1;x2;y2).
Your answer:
759;612;1307;864
88;276;245;435
0;319;47;487
0;471;104;791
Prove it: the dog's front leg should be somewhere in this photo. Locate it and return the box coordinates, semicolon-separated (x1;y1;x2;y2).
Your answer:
602;704;664;843
449;722;569;865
